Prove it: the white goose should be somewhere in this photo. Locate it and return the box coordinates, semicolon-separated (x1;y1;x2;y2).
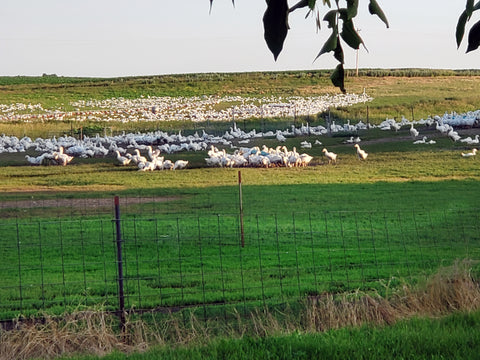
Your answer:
54;152;74;166
173;160;189;170
410;123;419;138
299;153;313;167
115;150;131;166
462;134;480;145
131;149;147;165
461;148;477;157
448;128;461;142
25;152;56;165
322;148;337;164
413;136;427;144
354;144;368;160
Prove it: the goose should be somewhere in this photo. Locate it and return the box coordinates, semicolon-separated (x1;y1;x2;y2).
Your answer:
25;152;56;165
300;141;312;149
147;145;161;160
435;121;450;134
460;136;473;143
153;156;165;170
287;147;301;167
299;153;313;167
267;152;286;167
161;159;174;170
413;136;427;144
354;143;368;160
461;148;477;157
131;149;147;164
322;148;337;164
207;145;220;158
447;128;461;142
247;153;266;168
276;132;286;142
391;122;401;132
25;154;43;165
54;152;74;166
138;161;156;171
464;134;480;145
173;160;189;170
115;150;131;166
205;156;221;167
410;123;419;138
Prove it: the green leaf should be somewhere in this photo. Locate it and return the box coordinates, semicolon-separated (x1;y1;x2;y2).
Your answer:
323;0;331;7
289;0;309;13
456;10;469;48
340;19;364;50
467;19;480;52
323;10;337;29
346;0;359;20
466;0;475;17
330;64;346;93
334;39;344;63
309;0;316;10
337;8;349;22
368;0;389;28
315;10;321;31
457;2;480;48
314;31;338;61
263;0;290;60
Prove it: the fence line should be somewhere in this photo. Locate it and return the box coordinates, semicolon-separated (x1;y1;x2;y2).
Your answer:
0;204;479;323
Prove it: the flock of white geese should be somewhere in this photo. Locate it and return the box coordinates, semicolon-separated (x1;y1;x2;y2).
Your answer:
205;145;313;168
0;93;372;123
0;106;477;168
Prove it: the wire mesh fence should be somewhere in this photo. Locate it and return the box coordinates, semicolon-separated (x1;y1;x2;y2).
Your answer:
1;199;478;323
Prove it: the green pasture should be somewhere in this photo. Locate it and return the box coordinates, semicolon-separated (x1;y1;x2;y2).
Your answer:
1;72;480;360
1;70;480;139
1;192;479;322
1;105;480;321
1;167;479;321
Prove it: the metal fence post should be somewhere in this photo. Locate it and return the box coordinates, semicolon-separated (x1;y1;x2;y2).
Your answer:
114;196;126;332
238;171;245;248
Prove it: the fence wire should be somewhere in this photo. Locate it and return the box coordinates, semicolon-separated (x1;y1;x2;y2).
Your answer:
0;207;479;322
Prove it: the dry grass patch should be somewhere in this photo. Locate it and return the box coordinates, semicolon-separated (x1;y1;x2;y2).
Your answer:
1;260;479;360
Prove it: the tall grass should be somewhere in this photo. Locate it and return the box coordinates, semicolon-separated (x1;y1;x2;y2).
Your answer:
1;260;479;360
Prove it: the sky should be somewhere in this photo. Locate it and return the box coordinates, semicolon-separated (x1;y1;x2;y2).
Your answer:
0;1;478;77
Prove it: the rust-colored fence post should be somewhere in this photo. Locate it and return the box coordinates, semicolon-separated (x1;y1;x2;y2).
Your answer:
114;196;126;332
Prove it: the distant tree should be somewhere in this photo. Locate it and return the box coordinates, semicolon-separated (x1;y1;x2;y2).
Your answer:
210;1;480;93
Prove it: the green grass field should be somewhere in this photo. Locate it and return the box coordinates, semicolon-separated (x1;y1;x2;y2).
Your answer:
1;135;479;321
1;70;480;360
